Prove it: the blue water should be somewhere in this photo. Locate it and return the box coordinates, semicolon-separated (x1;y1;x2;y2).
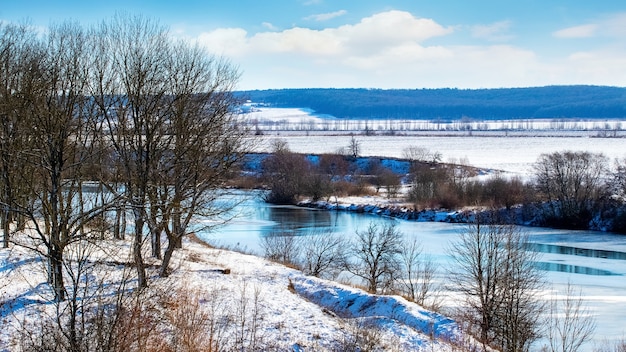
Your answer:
197;191;626;344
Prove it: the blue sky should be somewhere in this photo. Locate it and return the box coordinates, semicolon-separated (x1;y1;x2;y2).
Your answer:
2;0;626;90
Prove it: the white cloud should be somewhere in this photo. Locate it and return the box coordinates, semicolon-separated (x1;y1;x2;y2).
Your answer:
553;13;626;39
603;12;626;37
196;28;249;56
304;10;347;22
553;24;597;38
197;10;452;59
193;10;626;90
471;21;513;41
262;22;278;31
249;27;342;55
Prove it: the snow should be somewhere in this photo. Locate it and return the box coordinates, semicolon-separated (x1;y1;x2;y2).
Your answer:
0;233;464;351
3;107;626;350
257;134;626;176
247;107;626;176
292;276;457;341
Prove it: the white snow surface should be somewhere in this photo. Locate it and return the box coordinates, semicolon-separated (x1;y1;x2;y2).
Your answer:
0;235;462;351
249;107;626;176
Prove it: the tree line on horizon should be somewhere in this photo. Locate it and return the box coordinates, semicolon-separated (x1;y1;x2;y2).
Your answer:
238;86;626;120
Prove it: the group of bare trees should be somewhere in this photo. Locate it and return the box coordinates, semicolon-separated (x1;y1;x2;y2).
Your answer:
260;222;440;310
533;151;610;229
1;16;250;352
0;16;248;302
260;141;626;232
261;138;406;204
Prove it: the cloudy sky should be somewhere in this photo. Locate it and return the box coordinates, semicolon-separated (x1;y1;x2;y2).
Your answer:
2;0;626;90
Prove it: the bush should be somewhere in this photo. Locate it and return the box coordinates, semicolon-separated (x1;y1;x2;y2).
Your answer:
259;230;302;266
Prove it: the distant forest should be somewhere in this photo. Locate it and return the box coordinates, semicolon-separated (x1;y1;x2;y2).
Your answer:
237;86;626;120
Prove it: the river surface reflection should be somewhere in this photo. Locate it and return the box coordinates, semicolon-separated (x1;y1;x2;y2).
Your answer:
197;191;626;344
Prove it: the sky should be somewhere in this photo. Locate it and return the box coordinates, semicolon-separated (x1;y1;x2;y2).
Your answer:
2;0;626;90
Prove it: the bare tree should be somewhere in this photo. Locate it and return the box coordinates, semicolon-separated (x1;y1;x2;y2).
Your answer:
612;156;626;203
89;14;249;283
448;214;544;352
348;135;360;159
156;42;248;277
300;230;346;278
345;222;403;294
397;237;439;309
0;22;37;248
97;15;172;289
544;282;596;352
15;22;113;302
259;229;302;266
402;145;442;164
262;140;312;204
534;151;609;228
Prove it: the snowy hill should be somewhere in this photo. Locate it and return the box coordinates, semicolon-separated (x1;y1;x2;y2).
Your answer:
0;235;463;351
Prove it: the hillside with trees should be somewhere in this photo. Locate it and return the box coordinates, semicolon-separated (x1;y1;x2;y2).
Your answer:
238;86;626;120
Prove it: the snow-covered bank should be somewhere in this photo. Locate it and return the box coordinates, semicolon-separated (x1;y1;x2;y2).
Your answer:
0;234;462;351
292;276;458;341
297;198;473;223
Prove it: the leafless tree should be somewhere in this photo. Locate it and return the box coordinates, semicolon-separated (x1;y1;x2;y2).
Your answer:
397;237;439;309
345;222;403;294
0;22;37;248
156;41;248;277
448;213;544;352
260;229;302;266
594;339;626;352
348;135;361;159
534;151;609;228
544;282;596;352
611;157;626;202
262;140;312;204
402;145;442;164
13;22;113;302
300;230;347;278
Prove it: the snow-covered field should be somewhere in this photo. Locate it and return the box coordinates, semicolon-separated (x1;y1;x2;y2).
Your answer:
247;107;626;176
257;134;626;176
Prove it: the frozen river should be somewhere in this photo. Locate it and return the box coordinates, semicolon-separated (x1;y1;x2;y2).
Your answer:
232;108;626;347
200;193;626;349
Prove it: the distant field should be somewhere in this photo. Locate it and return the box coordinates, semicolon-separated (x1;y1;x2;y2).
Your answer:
243;107;626;135
244;107;626;174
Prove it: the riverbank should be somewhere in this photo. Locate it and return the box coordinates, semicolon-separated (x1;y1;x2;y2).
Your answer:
297;197;474;223
0;231;461;351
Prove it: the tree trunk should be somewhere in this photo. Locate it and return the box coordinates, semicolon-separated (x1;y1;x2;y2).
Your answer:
159;240;176;277
120;205;126;240
113;206;121;240
1;207;8;248
172;210;183;249
133;215;147;289
151;225;161;259
49;244;65;301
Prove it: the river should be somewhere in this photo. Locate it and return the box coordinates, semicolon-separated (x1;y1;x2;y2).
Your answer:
196;191;626;348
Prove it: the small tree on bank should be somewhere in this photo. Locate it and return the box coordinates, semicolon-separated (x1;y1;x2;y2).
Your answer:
262;140;312;204
345;222;403;294
448;214;544;352
544;283;596;352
